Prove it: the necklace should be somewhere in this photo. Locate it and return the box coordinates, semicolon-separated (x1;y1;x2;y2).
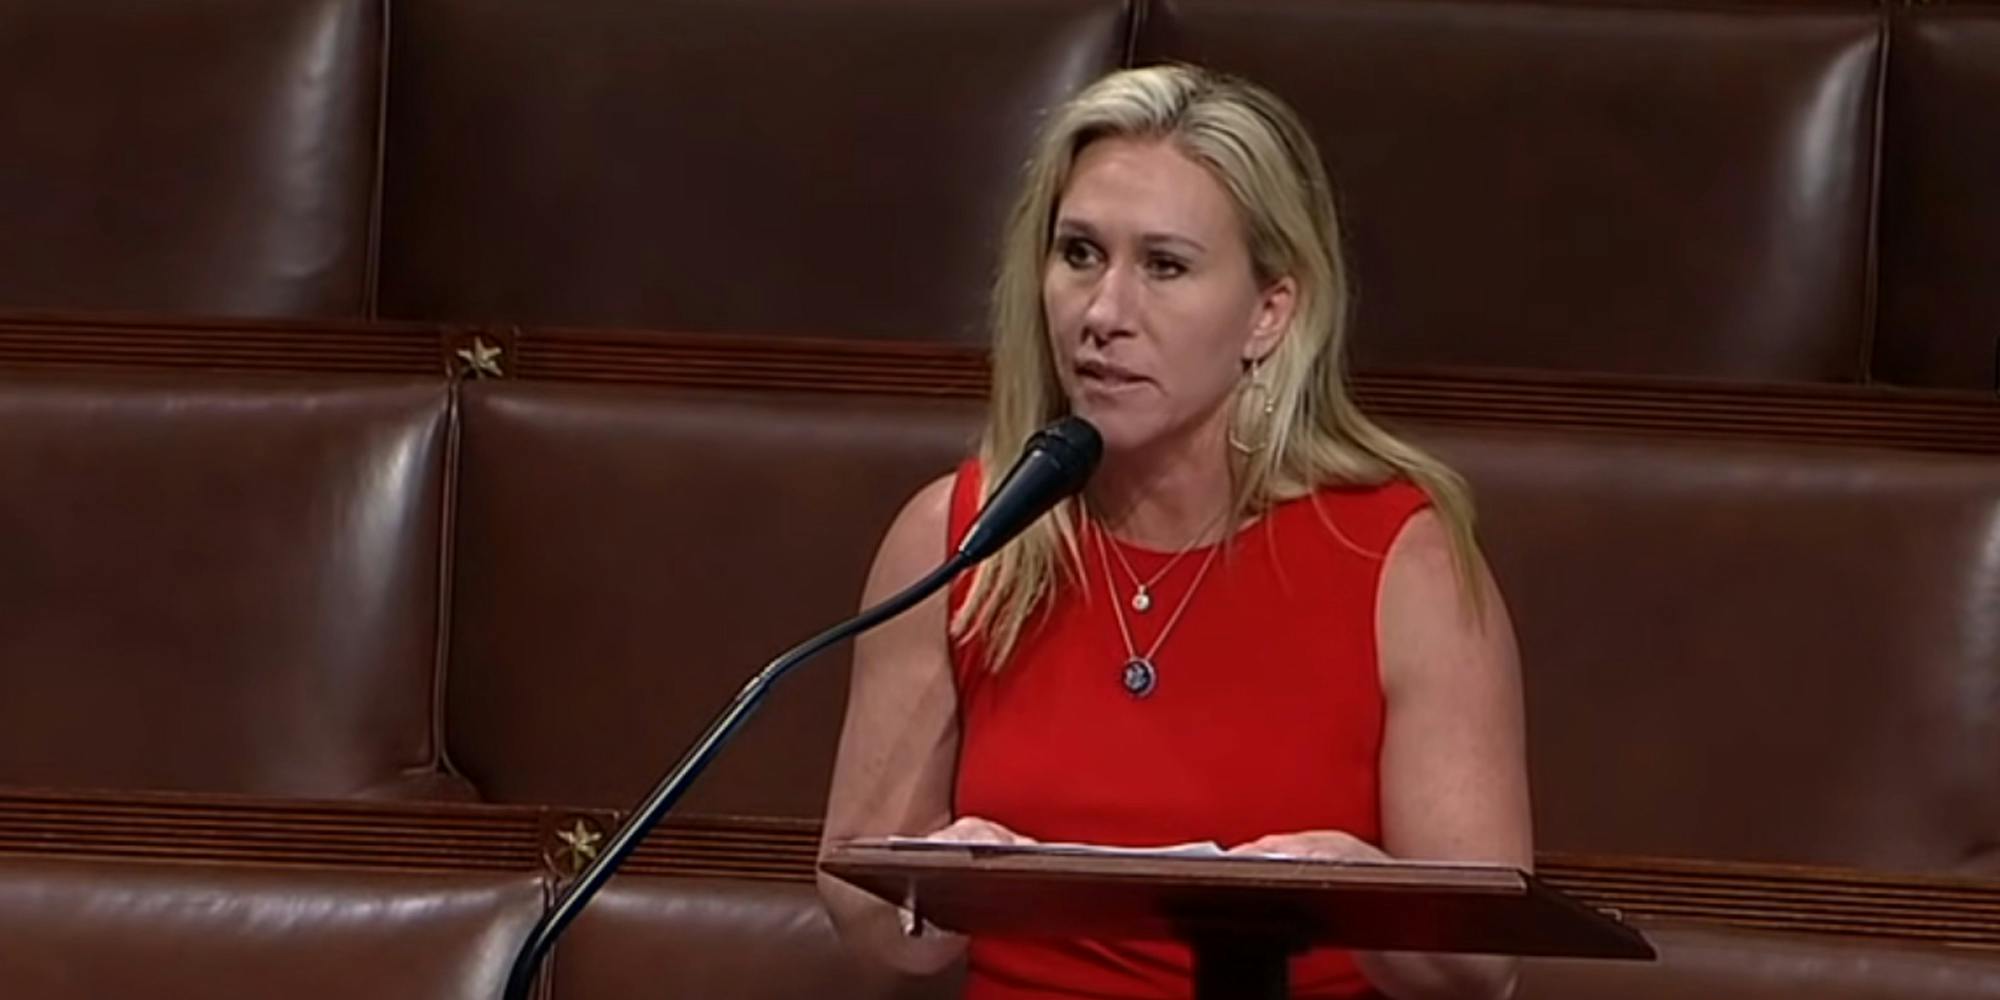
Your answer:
1099;506;1230;614
1091;521;1222;699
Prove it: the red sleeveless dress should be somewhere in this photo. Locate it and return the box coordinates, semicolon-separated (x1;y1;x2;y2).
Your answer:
945;458;1429;1000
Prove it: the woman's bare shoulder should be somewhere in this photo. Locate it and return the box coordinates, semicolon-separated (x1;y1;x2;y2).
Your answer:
866;470;961;595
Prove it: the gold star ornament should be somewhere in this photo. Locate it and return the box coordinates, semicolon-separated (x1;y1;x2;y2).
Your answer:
455;337;504;379
552;817;604;876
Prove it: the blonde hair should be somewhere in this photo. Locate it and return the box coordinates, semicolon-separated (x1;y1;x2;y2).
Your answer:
954;64;1480;667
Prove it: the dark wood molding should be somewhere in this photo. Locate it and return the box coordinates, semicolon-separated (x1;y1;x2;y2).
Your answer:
0;787;545;874
0;311;447;377
1536;854;2000;951
2;789;1996;953
0;312;1995;454
511;324;989;397
509;324;2000;458
1351;368;2000;455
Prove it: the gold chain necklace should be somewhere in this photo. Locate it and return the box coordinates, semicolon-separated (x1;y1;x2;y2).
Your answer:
1091;521;1222;699
1098;506;1230;614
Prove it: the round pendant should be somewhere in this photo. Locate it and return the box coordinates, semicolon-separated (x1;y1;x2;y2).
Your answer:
1131;589;1152;613
1121;657;1158;698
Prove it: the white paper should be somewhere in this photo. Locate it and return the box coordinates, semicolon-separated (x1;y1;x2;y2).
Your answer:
854;836;1509;870
869;836;1227;859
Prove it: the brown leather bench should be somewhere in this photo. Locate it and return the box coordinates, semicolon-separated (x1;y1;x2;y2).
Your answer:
1417;422;2000;875
1137;0;1882;383
0;370;467;800
377;0;1127;344
1879;6;2000;389
0;0;380;317
440;381;2000;879
4;0;1998;389
445;380;981;816
0;854;544;1000
551;875;960;1000
1520;923;2000;1000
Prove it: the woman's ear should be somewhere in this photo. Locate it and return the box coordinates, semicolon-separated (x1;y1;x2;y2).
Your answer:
1245;274;1298;365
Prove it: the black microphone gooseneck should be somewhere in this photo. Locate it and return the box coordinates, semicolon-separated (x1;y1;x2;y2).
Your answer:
499;416;1100;1000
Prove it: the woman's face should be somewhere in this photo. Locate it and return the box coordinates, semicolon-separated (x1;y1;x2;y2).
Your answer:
1043;136;1294;459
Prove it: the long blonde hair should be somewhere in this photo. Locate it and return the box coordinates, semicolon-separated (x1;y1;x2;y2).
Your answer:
954;64;1479;667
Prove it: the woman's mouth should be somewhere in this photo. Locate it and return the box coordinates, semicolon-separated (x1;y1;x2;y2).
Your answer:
1075;359;1148;391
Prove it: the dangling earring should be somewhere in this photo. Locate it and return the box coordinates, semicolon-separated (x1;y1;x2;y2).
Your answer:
1227;359;1277;455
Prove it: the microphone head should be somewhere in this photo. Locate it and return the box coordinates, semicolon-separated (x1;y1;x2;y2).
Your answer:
1027;415;1103;492
952;415;1102;564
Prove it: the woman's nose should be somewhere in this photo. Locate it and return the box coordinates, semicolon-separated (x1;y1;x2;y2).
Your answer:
1081;264;1137;342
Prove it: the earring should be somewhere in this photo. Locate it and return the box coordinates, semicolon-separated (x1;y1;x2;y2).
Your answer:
1227;360;1278;455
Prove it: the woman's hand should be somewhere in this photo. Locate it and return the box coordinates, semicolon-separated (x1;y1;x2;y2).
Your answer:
1233;827;1520;1000
924;816;1037;846
1227;829;1387;862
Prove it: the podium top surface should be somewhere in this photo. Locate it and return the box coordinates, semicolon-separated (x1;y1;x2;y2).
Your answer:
822;840;1654;961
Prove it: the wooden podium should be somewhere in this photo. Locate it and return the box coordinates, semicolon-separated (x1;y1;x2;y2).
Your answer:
822;841;1654;1000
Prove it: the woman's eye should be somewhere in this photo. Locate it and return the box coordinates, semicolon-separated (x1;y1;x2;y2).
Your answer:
1146;255;1188;279
1058;238;1101;269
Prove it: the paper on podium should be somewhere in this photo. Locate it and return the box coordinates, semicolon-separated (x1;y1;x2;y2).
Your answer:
876;835;1228;860
868;836;1505;870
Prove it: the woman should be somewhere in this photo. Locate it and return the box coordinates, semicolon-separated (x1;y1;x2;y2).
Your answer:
820;64;1530;1000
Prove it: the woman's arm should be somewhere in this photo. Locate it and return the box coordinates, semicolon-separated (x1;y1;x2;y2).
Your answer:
817;474;970;975
1234;509;1532;999
1368;508;1533;999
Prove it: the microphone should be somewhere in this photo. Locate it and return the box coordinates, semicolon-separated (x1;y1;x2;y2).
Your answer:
499;415;1100;1000
955;416;1103;563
